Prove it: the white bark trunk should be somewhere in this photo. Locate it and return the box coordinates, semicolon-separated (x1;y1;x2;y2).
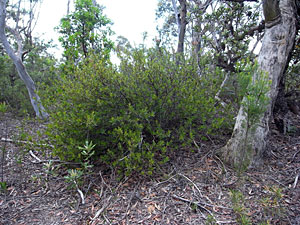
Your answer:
0;0;48;119
177;0;187;54
220;0;296;168
171;0;181;34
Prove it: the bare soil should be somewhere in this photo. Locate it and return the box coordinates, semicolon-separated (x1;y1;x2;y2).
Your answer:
0;112;300;225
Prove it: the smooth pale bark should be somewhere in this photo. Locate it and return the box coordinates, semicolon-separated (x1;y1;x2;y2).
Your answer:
171;0;181;34
177;0;187;54
0;0;48;119
67;0;71;15
220;0;296;168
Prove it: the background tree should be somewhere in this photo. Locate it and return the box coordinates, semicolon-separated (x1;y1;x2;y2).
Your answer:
0;0;49;118
220;0;297;168
156;0;263;109
0;38;56;115
156;0;299;170
57;0;114;63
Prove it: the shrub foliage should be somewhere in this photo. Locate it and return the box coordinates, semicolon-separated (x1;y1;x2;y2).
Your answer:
41;48;225;175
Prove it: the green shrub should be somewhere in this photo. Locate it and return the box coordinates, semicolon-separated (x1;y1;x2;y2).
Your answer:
41;49;225;175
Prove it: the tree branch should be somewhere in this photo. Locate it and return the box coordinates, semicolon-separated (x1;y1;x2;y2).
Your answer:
237;21;265;41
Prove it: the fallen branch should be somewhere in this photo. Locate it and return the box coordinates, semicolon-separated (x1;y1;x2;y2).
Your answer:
172;194;231;211
178;173;203;198
28;149;81;165
92;195;113;221
1;137;53;148
154;173;177;187
172;194;212;215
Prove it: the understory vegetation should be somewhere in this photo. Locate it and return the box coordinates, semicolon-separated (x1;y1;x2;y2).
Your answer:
40;49;235;176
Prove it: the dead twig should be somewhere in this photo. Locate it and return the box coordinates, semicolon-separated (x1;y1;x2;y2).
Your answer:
154;174;177;187
91;195;113;221
214;154;227;174
103;214;111;224
293;173;299;189
178;173;203;198
193;139;202;154
29;150;42;162
291;149;300;162
28;150;81;166
172;194;231;217
172;194;212;215
92;174;129;221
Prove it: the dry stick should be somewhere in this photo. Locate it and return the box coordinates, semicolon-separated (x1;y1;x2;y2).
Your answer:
193;139;203;154
172;194;231;216
178;172;215;205
92;175;129;221
291;150;300;162
29;150;41;162
154;174;177;187
0;138;78;165
103;214;111;224
2;137;56;164
0;137;54;148
77;186;85;205
99;171;112;193
28;149;81;165
214;154;227;174
92;195;113;221
178;173;203;198
293;173;299;189
172;194;212;215
270;177;286;187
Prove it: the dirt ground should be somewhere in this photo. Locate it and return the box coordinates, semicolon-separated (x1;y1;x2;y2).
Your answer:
0;112;300;225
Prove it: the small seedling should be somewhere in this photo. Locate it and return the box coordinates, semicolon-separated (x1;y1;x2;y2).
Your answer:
0;181;7;193
205;214;217;225
64;141;95;191
230;189;251;225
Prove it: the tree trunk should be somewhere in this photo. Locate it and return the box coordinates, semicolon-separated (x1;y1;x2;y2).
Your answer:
0;0;48;119
220;0;296;168
171;0;181;35
67;0;71;15
177;0;187;54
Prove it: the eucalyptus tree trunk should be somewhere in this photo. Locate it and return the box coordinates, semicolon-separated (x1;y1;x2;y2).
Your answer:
172;0;181;36
0;0;48;119
177;0;187;54
220;0;296;168
67;0;71;15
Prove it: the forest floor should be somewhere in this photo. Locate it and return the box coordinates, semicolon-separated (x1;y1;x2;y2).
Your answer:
0;112;300;225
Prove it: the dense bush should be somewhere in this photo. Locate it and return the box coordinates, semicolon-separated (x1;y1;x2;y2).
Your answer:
41;48;226;175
